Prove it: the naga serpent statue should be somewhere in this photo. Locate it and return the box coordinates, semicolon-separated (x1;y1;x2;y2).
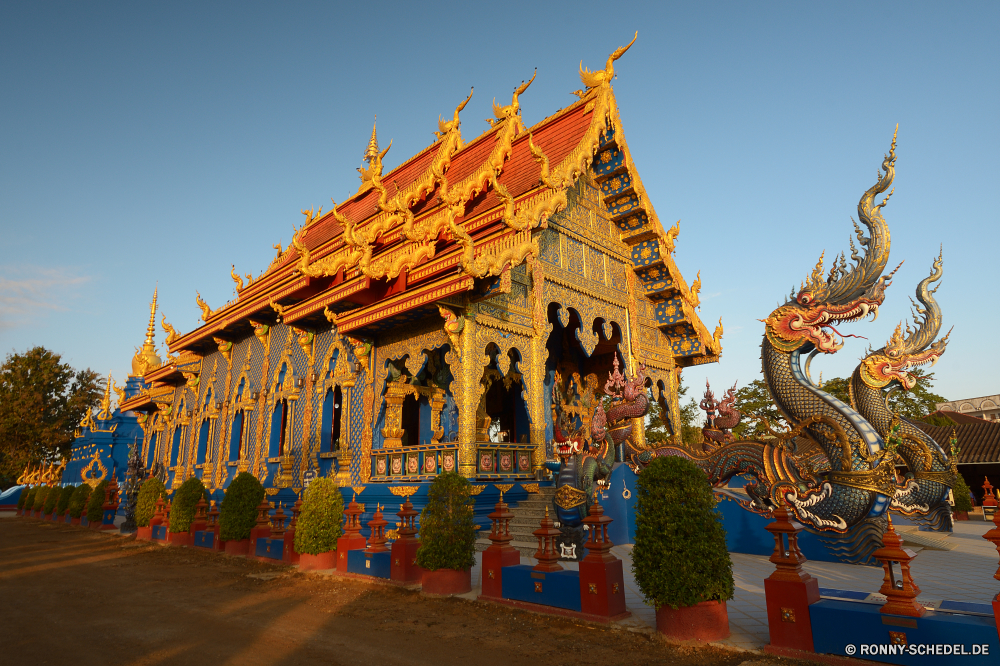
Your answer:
848;250;955;530
547;358;649;559
621;129;951;563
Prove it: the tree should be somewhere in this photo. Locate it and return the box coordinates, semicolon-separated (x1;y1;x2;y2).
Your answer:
730;379;786;440
818;376;851;406
0;347;103;488
887;369;947;419
645;379;703;447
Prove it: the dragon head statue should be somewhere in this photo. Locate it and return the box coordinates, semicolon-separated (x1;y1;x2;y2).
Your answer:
765;128;900;355
860;250;951;390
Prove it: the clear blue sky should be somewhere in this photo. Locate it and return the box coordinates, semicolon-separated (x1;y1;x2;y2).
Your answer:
2;2;997;405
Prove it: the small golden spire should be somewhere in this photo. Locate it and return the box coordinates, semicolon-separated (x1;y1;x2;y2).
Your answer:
363;117;379;164
131;286;162;376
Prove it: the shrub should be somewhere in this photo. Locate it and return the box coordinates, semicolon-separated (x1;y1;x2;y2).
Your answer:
632;456;734;610
56;485;75;515
33;486;49;511
43;486;60;514
169;476;207;533
86;480;109;524
23;487;38;511
68;484;92;519
17;487;30;510
415;472;476;571
953;475;973;513
294;478;344;555
136;477;166;527
220;472;265;541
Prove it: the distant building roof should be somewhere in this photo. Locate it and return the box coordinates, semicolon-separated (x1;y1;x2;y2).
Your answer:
912;413;1000;464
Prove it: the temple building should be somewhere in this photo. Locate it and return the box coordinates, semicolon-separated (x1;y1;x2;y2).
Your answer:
67;39;721;504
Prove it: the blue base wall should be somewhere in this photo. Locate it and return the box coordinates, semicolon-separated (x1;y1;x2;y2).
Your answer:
810;599;998;664
501;565;581;611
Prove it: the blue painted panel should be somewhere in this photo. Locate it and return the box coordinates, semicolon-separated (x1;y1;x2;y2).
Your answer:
616;212;649;235
193;530;215;549
630;239;660;267
593;148;624;176
600;171;632;198
810;599;998;664
608;193;641;218
152;525;167;540
347;551;391;579
604;463;637;545
255;537;284;559
502;565;582;611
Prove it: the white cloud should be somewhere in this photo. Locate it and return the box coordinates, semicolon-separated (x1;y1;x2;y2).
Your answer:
0;266;91;330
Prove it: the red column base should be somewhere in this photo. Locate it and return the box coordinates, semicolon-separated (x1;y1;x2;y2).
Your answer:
283;529;299;564
390;538;423;583
764;576;821;652
579;558;628;617
481;546;520;598
336;535;367;572
299;551;336;571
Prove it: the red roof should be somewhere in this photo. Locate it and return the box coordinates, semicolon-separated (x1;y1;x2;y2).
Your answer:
913;418;1000;464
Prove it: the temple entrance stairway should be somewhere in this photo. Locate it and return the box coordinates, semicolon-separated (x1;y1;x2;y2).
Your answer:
474;486;556;557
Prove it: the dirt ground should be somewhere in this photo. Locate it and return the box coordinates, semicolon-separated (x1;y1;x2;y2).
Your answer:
0;517;815;666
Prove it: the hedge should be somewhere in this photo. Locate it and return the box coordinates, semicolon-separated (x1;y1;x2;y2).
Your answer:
632;456;734;610
136;477;166;527
56;485;75;515
20;487;37;511
219;472;265;542
43;485;60;514
415;472;477;571
86;480;109;524
17;487;30;510
294;478;344;555
33;486;49;511
169;476;207;533
68;484;92;519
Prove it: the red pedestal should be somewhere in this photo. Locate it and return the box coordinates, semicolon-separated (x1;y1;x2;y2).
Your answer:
299;551;335;571
70;517;80;526
579;559;627;617
136;526;152;541
391;538;424;584
336;534;367;572
765;577;820;651
212;527;224;551
577;500;627;618
283;530;300;564
422;568;472;595
481;547;520;598
224;539;250;556
763;502;821;652
167;531;192;547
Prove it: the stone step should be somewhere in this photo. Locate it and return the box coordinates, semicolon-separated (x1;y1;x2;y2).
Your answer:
898;527;955;551
474;538;537;558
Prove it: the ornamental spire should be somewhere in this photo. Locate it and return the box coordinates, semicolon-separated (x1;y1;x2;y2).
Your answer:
131;286;162;376
364;117;379;164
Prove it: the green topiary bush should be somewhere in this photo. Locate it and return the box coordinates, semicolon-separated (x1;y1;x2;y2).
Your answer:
294;478;344;555
953;475;973;513
169;476;207;533
220;472;265;541
632;456;734;610
136;477;166;527
23;487;37;512
43;485;60;514
68;484;92;519
86;480;109;524
33;486;49;511
17;487;30;510
415;472;477;571
56;485;75;515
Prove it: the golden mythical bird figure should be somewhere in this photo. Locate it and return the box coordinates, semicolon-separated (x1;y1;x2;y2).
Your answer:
575;31;638;95
195;291;213;321
435;87;474;139
437;305;465;358
161;313;179;345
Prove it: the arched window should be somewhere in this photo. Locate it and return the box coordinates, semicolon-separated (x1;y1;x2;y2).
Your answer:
196;420;210;465
229;411;244;461
268;400;287;458
170;427;182;467
147;432;158;469
321;387;343;453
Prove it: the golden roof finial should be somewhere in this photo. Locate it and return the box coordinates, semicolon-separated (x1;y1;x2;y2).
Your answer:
364;117;379;164
131;286;162;376
97;371;113;420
